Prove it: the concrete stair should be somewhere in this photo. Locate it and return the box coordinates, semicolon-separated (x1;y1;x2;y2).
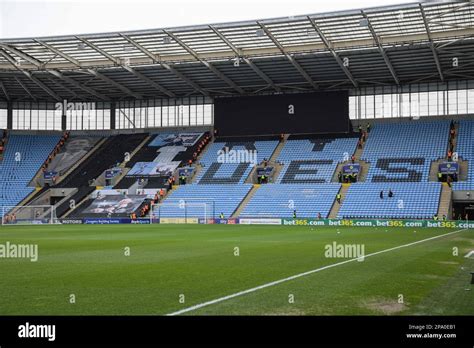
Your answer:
244;136;286;184
437;183;452;219
188;137;215;184
62;190;94;218
331;160;370;183
120;135;151;168
268;134;288;163
29;135;67;187
328;184;350;218
429;159;468;182
111;135;151;187
231;184;260;218
353;145;364;160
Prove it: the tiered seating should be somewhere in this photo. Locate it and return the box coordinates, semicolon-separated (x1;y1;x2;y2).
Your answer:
240;183;341;218
55;133;148;217
337;182;441;219
195;140;278;184
71;193;149;218
0;134;61;215
44;135;101;176
362;121;449;182
118;132;209;189
452;120;474;191
156;184;252;219
276;136;358;183
57;133;148;189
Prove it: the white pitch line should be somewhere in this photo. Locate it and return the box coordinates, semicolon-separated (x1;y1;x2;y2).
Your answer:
167;228;470;316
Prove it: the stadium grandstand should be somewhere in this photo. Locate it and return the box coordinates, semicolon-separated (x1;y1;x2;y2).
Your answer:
1;0;474;336
1;0;474;224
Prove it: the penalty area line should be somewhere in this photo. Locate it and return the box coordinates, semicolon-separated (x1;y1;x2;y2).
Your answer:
166;228;469;316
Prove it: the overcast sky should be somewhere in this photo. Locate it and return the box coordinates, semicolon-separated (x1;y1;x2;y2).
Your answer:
0;0;418;39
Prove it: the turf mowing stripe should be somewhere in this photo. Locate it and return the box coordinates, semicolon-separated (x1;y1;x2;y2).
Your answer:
167;228;470;316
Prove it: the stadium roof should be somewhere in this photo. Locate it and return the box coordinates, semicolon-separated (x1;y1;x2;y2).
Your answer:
0;0;473;102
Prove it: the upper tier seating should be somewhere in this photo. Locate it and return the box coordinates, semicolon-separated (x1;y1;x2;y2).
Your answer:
57;133;148;188
54;133;148;217
276;137;359;183
195;140;278;184
452;120;474;191
240;183;341;218
156;184;252;219
70;193;148;218
0;134;60;215
337;182;441;219
45;136;101;176
361;121;449;182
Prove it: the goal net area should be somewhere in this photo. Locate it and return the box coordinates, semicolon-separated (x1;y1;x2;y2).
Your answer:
150;200;215;224
1;205;58;226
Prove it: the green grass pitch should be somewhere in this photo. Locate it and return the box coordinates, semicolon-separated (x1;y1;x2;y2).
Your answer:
0;224;472;315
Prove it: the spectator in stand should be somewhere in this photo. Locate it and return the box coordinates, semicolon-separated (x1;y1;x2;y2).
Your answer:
388;189;393;198
380;190;384;199
446;175;452;188
338;171;342;183
317;212;321;219
438;172;443;182
447;150;452;161
358;125;362;134
367;123;371;133
351;154;355;164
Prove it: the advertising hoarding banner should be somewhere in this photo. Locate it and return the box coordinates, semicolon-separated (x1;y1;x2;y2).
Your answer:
239;218;281;225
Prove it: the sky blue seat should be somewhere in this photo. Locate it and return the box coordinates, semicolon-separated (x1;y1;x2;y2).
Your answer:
337;182;441;219
276;138;358;183
362;121;449;182
195;140;278;184
240;183;341;218
0;134;61;216
452;120;474;191
155;184;252;219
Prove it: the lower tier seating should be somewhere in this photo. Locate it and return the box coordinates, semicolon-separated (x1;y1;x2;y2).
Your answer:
240;183;341;218
0;134;60;216
156;184;252;219
337;182;441;219
452;182;474;191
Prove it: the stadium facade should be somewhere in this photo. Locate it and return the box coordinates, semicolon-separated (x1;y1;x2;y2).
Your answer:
1;1;474;224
